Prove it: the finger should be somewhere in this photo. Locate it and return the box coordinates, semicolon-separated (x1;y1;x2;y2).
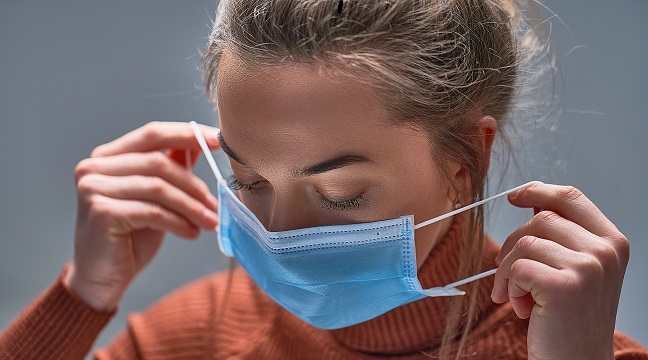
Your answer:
497;210;609;265
75;152;217;211
80;174;219;230
492;236;582;303
508;183;618;238
499;236;582;275
510;293;534;319
508;259;554;319
506;259;564;319
92;121;220;157
91;195;201;239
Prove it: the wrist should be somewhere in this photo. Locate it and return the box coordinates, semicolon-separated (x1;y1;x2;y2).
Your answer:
63;263;124;312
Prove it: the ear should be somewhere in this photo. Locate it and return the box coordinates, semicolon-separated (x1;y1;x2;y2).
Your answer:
476;115;497;172
446;115;497;205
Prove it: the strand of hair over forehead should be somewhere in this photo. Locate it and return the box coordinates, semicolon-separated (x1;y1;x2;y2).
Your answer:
206;0;555;126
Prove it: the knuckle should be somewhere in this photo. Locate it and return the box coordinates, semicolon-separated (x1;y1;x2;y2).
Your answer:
610;232;630;262
146;177;166;196
531;210;560;226
90;145;106;158
146;204;166;222
74;159;95;182
560;185;584;203
143;121;163;140
147;152;163;166
509;259;527;279
87;196;114;224
577;254;605;280
514;235;538;253
509;259;521;274
148;151;169;170
590;241;617;265
76;174;99;196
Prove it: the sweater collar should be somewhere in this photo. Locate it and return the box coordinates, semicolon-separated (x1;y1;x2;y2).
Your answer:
325;215;501;354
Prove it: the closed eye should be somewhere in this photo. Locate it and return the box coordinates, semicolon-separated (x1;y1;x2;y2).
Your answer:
319;193;368;211
227;177;264;193
229;176;369;211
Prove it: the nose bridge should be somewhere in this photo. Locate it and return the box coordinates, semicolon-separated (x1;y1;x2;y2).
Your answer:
266;189;311;232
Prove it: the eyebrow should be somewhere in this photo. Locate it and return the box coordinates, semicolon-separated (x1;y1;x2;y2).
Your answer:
217;132;369;176
217;132;245;165
298;155;370;176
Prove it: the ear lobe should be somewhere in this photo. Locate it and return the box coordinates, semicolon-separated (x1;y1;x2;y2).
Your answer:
447;165;469;206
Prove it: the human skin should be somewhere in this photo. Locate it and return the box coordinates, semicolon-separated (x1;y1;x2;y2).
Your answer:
65;122;222;312
493;185;628;360
215;50;628;359
214;50;474;266
65;49;628;360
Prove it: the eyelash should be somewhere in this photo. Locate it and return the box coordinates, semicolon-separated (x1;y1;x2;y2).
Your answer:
227;177;368;211
227;177;262;193
319;194;367;211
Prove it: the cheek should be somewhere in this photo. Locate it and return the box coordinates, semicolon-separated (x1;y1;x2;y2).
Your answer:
397;160;449;218
380;128;450;220
392;159;454;266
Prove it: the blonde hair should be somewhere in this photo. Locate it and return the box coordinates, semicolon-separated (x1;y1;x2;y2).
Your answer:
201;0;551;358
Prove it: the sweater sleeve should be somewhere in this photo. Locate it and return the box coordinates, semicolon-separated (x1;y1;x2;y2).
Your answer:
94;273;221;360
0;265;116;360
614;331;648;360
94;269;275;360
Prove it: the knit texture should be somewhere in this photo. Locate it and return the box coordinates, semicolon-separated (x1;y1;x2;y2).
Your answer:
2;219;647;359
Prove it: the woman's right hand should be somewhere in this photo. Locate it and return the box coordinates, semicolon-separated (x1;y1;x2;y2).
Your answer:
64;121;221;311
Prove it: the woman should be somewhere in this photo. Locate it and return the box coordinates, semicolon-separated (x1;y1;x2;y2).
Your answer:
1;0;647;359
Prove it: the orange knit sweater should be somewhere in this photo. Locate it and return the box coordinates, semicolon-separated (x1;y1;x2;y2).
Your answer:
2;222;647;359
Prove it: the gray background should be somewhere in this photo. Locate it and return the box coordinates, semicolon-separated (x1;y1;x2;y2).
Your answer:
1;0;646;354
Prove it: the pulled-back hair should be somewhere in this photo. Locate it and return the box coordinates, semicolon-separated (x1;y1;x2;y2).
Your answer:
201;1;550;358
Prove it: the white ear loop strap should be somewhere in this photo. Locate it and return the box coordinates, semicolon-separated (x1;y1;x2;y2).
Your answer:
417;181;543;292
189;120;224;184
190;120;539;290
445;268;498;289
414;180;543;230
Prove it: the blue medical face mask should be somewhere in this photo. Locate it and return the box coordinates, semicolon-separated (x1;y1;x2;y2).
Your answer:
190;121;540;330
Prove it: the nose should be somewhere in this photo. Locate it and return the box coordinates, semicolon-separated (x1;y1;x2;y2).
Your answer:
265;192;314;232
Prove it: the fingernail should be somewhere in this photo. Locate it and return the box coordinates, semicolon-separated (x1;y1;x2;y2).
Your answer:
207;193;218;210
203;209;219;227
206;128;220;145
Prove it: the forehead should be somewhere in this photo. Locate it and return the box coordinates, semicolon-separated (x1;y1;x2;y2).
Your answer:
216;51;388;126
215;51;416;172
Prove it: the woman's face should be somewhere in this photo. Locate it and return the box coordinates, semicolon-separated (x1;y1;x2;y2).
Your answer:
215;50;464;267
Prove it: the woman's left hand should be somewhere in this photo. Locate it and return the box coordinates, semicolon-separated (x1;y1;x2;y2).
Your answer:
491;183;629;360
